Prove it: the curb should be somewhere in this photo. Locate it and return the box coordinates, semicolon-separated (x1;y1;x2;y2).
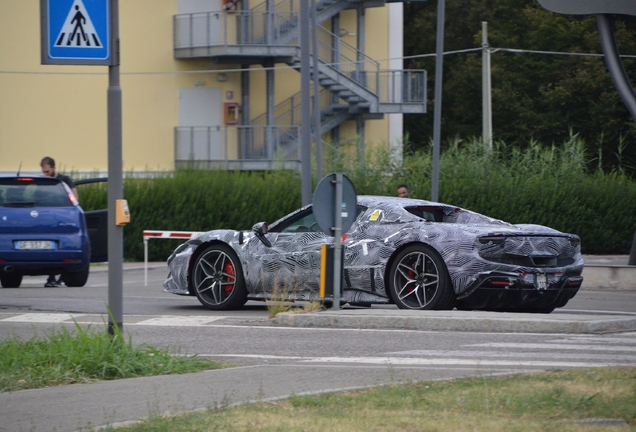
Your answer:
275;310;636;334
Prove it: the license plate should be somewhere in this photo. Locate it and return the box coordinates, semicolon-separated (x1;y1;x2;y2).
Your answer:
535;273;547;290
15;241;56;250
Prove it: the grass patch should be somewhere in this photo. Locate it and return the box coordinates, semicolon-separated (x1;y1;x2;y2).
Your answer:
115;367;636;431
0;322;222;392
267;300;326;318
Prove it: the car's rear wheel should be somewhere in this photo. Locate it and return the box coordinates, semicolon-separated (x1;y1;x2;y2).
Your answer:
191;244;248;310
388;244;455;310
62;266;90;287
0;272;22;288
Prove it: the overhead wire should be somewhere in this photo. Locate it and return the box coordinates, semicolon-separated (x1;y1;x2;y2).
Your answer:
1;47;634;76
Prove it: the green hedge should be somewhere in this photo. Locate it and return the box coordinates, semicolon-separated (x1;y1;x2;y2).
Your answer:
79;170;301;261
78;139;636;261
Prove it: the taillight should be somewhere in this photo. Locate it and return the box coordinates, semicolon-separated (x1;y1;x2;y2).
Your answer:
68;193;79;206
490;279;511;286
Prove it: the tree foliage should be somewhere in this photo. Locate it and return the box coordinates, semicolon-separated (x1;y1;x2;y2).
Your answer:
403;0;636;173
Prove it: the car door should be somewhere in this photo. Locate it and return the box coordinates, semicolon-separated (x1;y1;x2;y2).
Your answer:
245;207;331;294
75;178;108;263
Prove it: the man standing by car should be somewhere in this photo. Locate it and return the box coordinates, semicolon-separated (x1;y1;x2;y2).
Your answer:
40;156;78;287
397;184;410;198
40;157;78;200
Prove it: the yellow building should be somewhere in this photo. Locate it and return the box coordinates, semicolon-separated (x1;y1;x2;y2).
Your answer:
0;0;425;175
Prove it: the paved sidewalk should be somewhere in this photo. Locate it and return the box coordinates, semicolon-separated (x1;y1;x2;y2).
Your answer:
0;360;497;432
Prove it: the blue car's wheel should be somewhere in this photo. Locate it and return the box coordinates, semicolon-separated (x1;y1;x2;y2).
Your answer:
0;272;22;288
62;266;89;287
191;244;248;310
389;244;455;310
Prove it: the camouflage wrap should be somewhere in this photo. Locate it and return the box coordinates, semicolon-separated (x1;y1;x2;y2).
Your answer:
164;196;583;309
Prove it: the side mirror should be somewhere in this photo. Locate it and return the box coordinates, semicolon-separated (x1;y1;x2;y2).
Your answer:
252;222;272;247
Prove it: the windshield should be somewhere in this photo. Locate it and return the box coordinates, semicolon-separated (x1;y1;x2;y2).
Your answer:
0;178;73;208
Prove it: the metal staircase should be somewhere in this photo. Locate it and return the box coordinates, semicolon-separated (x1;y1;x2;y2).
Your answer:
247;22;425;158
173;0;425;165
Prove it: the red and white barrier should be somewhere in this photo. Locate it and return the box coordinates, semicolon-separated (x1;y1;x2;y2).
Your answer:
143;230;203;285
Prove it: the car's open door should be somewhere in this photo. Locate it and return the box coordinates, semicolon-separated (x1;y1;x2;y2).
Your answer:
76;178;108;263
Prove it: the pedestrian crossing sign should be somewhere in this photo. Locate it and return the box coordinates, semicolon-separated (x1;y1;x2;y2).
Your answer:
41;0;112;65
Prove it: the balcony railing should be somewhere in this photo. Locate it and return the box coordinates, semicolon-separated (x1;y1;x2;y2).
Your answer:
174;10;298;52
174;125;300;170
377;70;427;104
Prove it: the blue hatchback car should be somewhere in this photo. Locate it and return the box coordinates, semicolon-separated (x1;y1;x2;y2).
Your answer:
0;175;94;288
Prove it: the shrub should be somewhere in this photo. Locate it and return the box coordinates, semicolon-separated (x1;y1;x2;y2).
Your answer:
79;138;636;260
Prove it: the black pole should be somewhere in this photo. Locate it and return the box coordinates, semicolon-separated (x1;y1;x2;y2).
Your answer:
597;14;636;265
629;230;636;266
596;14;636;121
107;0;124;334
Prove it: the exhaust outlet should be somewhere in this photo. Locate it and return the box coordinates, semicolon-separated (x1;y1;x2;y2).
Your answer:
2;266;15;273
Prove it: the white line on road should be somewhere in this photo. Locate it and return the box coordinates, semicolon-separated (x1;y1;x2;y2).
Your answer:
1;313;86;323
132;316;228;326
387;349;636;362
471;342;636;352
196;353;621;368
546;336;636;345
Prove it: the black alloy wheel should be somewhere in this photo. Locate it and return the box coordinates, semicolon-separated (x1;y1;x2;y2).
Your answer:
388;244;455;310
191;244;248;310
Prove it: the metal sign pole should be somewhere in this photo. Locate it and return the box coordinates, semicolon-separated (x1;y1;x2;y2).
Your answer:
300;1;312;206
431;0;445;202
482;21;492;148
332;173;343;310
107;0;123;335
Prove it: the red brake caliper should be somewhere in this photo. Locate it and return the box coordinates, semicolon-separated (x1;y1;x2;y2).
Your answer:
224;261;235;293
408;267;416;292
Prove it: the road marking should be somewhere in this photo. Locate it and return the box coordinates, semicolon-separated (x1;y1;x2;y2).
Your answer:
301;356;617;368
1;313;85;323
547;336;636;345
387;349;636;362
132;316;227;326
197;354;620;368
470;342;636;352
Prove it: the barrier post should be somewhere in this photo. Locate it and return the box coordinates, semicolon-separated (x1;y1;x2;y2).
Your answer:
142;230;204;286
144;237;149;286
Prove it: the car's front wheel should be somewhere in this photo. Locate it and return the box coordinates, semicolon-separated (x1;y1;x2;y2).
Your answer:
388;244;455;310
191;244;248;310
0;272;22;288
62;266;90;287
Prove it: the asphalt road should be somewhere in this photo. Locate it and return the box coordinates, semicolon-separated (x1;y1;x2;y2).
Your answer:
1;266;635;431
1;265;634;361
1;264;635;314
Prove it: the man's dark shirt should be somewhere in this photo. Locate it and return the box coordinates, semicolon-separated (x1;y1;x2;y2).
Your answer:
56;173;75;190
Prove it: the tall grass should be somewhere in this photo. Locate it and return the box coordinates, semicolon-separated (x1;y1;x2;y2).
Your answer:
79;137;636;259
0;322;220;392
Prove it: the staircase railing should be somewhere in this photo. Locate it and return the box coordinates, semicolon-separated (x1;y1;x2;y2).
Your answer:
316;25;380;97
251;88;333;128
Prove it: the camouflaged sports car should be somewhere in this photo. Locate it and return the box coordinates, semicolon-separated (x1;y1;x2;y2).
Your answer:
164;196;584;313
